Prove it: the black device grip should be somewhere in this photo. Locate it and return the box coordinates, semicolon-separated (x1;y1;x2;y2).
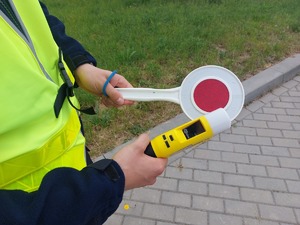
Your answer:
144;143;157;158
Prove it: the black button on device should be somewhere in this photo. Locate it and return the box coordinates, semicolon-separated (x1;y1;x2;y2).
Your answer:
165;141;170;148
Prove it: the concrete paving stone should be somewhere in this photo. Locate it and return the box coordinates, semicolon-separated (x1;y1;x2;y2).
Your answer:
123;216;155;225
167;151;186;164
235;108;252;121
231;126;257;136
221;152;249;163
165;166;193;180
271;85;288;96
245;101;265;112
253;113;277;121
185;150;196;158
257;128;283;138
280;96;300;103
292;121;300;129
256;108;264;113
260;93;278;104
282;130;300;139
237;164;267;177
294;75;300;82
295;208;300;224
267;121;294;130
175;207;207;225
289;148;300;158
142;203;174;222
220;133;246;144
207;141;234;152
244;218;279;225
281;92;290;96
286;108;300;116
240;188;274;204
123;189;132;199
289;89;300;96
263;107;287;115
273;192;300;208
289;86;300;91
286;180;300;193
264;102;273;107
178;180;207;195
279;157;300;169
233;143;261;154
232;120;243;127
161;191;191;208
194;170;223;184
209;160;237;173
254;177;287;192
115;200;144;216
283;80;299;89
272;138;300;148
131;188;161;204
250;155;279;166
245;136;273;146
259;204;297;224
209;184;240;200
193;149;221;160
271;101;294;109
193;195;224;212
209;213;243;225
267;166;299;180
196;142;209;150
150;177;178;192
261;146;290;157
295;102;300;109
243;119;268;128
244;114;254;120
224;174;254;187
179;157;207;170
225;199;259;217
276;114;300;123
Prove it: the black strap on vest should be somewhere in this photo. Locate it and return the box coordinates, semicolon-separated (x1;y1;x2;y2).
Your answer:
54;49;96;118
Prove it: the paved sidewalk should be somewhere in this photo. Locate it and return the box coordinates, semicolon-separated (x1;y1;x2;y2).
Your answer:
103;54;300;225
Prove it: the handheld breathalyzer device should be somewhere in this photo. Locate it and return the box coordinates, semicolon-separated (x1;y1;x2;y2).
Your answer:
144;108;231;158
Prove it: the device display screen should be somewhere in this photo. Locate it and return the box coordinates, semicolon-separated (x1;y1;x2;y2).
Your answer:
182;121;206;139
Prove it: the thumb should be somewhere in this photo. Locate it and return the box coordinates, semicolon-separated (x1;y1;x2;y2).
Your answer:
132;133;151;154
104;84;125;106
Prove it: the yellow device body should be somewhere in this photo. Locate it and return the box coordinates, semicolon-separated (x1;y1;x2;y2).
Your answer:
145;115;213;158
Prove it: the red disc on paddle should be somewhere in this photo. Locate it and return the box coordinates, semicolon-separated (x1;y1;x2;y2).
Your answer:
193;79;230;112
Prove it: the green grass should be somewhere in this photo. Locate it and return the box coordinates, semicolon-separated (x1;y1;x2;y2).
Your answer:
43;0;300;157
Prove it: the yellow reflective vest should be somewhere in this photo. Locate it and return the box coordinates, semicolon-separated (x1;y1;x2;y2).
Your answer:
0;0;87;192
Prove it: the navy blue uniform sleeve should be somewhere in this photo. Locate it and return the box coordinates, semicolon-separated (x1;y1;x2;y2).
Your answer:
39;1;97;71
0;160;125;225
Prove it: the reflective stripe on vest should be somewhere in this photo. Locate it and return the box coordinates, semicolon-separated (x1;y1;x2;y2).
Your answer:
0;110;86;192
0;0;86;192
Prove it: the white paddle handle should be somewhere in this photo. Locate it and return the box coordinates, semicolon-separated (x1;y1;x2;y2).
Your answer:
116;87;181;104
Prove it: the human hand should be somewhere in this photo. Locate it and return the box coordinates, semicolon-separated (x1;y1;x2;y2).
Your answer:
113;133;168;190
74;64;134;107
